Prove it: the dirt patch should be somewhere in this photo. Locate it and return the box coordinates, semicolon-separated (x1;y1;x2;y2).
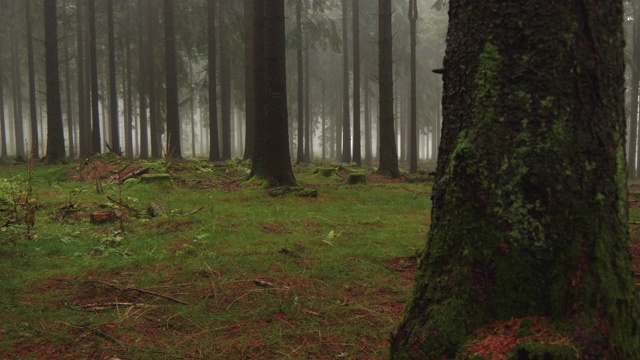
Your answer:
386;256;419;284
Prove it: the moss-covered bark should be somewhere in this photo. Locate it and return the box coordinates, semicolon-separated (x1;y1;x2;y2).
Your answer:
391;1;640;359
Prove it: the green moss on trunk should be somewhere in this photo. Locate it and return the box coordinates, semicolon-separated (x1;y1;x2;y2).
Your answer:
391;2;640;359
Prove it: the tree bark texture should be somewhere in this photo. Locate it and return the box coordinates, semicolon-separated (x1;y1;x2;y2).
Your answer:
250;0;296;187
76;0;90;158
352;0;361;166
107;0;120;154
11;32;25;159
341;0;351;163
208;0;220;161
137;0;149;159
296;0;304;164
219;0;231;160
26;1;39;158
391;1;640;358
146;0;161;159
88;0;101;154
376;0;399;177
0;32;6;158
243;0;255;161
44;0;66;164
164;0;181;158
408;0;418;174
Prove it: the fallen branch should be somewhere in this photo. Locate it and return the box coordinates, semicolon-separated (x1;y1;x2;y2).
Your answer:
87;280;189;305
107;195;141;214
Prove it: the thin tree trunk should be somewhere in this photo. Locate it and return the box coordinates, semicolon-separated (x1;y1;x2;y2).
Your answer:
0;31;6;158
146;0;161;158
219;0;231;160
11;33;25;159
352;0;361;166
44;0;66;164
408;0;418;173
76;0;90;158
107;0;119;154
376;0;399;177
63;4;75;160
364;62;371;165
208;0;220;161
243;0;255;160
164;0;181;158
341;0;351;163
137;0;149;159
124;41;133;159
296;0;304;164
304;32;311;163
26;1;40;158
88;0;101;154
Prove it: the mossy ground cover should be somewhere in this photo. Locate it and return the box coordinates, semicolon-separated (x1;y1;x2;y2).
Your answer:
0;158;429;359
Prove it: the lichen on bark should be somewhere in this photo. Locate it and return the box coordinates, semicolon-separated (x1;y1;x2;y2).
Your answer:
391;1;640;359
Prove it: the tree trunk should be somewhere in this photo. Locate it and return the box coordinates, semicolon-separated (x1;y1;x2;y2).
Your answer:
629;8;639;178
107;0;119;154
208;0;220;161
137;0;149;159
76;0;90;158
146;0;161;159
376;0;399;177
408;0;418;173
351;0;361;166
243;0;255;161
26;0;40;158
304;32;311;164
341;0;351;163
88;0;101;154
11;32;26;159
250;0;296;187
123;41;133;159
364;62;371;165
44;0;66;164
164;0;181;158
0;31;6;158
391;2;640;358
219;0;231;160
295;0;304;164
63;4;75;160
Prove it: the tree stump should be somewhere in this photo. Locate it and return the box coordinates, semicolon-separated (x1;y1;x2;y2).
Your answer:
347;173;366;185
313;167;340;178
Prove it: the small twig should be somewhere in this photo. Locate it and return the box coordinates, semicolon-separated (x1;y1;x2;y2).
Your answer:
86;280;189;305
412;191;423;200
107;195;141;214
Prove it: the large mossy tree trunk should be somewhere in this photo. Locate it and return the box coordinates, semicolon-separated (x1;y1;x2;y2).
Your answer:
391;1;640;359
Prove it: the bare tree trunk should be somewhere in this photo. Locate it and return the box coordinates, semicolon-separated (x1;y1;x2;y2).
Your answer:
63;3;75;160
137;0;149;159
44;0;66;164
11;32;26;159
164;0;181;158
76;0;90;158
352;0;361;166
376;0;399;177
295;0;304;164
88;0;101;154
107;0;119;154
0;30;6;158
219;0;231;160
304;33;311;163
364;62;371;165
243;0;255;161
341;0;351;163
26;1;39;158
208;0;220;161
146;0;161;158
124;41;133;159
408;0;418;173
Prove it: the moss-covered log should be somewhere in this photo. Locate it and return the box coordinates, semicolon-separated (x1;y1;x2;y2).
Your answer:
391;1;640;359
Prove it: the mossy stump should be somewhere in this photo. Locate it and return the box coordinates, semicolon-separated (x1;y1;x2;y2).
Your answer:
139;173;173;186
347;173;366;185
313;167;340;178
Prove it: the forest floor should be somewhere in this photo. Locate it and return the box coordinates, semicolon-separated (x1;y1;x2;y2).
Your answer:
0;155;430;359
2;156;640;360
